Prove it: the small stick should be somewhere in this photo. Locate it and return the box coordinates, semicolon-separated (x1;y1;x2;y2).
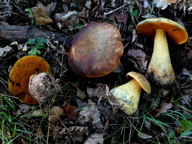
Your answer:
104;2;129;16
0;25;72;49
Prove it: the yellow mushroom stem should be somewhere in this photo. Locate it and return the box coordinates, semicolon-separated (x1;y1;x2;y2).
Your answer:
110;79;142;115
147;29;175;85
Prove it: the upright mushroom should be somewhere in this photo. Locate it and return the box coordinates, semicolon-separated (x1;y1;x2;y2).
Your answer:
68;22;124;77
8;55;54;104
110;71;151;115
136;18;188;85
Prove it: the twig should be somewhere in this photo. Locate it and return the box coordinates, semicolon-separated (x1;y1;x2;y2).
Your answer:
104;2;129;16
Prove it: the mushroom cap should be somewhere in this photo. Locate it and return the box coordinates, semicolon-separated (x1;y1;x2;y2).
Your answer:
28;72;60;104
136;18;188;44
126;71;151;94
68;22;124;77
8;55;51;104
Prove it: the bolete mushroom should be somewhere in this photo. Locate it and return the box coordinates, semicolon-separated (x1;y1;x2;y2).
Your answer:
136;18;188;85
8;55;51;104
28;72;60;104
68;22;124;77
110;71;151;115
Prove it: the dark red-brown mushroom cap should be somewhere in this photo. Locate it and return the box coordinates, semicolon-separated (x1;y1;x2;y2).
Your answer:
68;22;124;77
8;55;51;104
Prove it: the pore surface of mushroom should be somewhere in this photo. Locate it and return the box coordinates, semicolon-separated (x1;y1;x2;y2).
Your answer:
110;71;151;115
68;22;124;77
136;18;188;85
8;55;51;104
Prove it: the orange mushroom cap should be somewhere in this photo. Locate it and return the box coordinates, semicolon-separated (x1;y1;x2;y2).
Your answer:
68;22;124;77
8;55;51;104
136;18;188;44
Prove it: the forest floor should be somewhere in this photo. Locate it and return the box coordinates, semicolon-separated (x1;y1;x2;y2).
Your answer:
0;0;192;144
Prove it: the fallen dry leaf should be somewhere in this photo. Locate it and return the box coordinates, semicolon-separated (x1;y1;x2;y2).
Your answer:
87;84;116;119
77;87;87;99
154;0;177;10
187;50;192;59
0;45;12;57
87;83;110;99
137;131;152;139
188;6;192;12
59;126;88;135
181;68;192;81
50;106;64;115
84;133;104;144
97;103;113;119
32;2;56;26
17;104;34;115
54;11;79;28
78;99;104;129
54;3;79;29
114;13;128;24
154;103;173;117
63;103;78;120
180;94;192;106
143;0;151;9
32;109;43;115
85;0;92;9
127;48;148;71
48;106;64;123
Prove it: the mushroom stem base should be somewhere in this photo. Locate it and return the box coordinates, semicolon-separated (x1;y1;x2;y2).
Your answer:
110;79;142;115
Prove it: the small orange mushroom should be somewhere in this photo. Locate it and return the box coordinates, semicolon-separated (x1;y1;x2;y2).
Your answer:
8;55;51;104
68;22;124;77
